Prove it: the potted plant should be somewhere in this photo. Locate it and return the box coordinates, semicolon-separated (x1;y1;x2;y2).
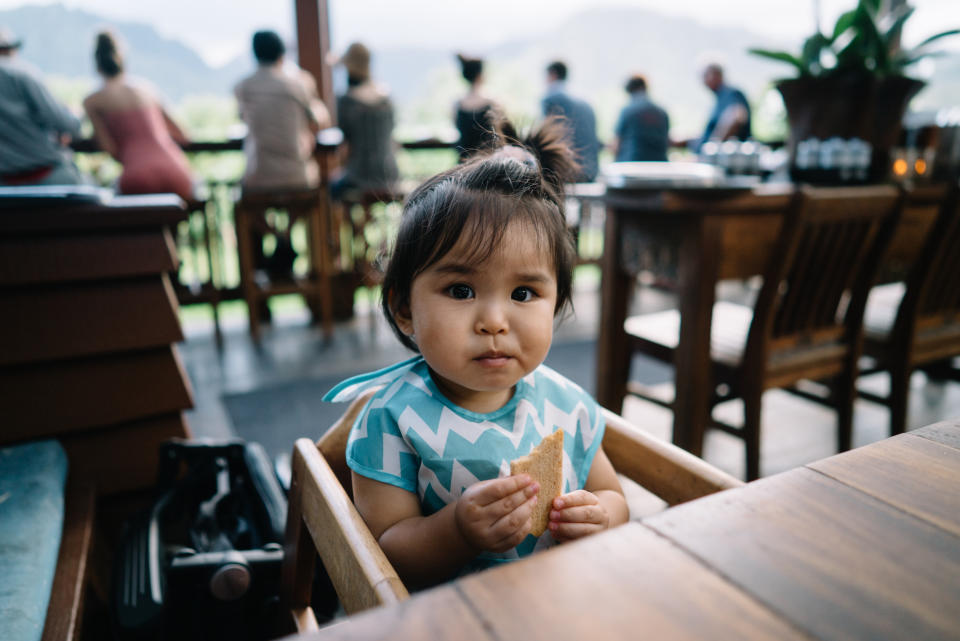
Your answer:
749;0;958;181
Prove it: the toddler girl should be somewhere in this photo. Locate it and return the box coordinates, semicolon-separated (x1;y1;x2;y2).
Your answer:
324;120;628;588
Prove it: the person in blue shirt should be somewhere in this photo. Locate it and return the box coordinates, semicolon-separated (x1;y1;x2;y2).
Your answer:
324;119;628;589
612;74;670;162
541;60;600;182
696;62;751;151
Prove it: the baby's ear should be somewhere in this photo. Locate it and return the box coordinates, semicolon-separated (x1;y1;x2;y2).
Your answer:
389;292;414;336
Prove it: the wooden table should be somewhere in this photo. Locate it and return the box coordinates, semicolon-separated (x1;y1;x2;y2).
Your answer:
298;420;960;640
594;181;945;457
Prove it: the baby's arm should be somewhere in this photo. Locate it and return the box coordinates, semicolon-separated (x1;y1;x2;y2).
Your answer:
548;446;628;542
353;472;539;589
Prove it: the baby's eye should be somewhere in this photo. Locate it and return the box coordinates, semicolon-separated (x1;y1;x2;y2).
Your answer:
511;287;535;302
447;284;474;299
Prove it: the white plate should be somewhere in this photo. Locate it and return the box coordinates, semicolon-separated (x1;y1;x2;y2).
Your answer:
601;161;757;190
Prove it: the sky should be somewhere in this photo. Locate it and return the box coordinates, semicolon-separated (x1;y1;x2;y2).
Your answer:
1;0;957;66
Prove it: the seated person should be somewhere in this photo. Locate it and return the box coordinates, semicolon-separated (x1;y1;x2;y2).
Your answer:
235;30;331;279
612;74;670;162
323;119;628;589
235;30;330;192
331;42;399;200
83;31;195;200
453;53;501;161
0;28;84;186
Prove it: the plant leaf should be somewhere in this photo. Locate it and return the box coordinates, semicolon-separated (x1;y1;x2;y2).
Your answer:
832;9;858;40
800;33;831;72
913;29;960;49
747;48;807;73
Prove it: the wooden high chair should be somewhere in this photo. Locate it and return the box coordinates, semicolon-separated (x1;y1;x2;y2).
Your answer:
279;388;743;633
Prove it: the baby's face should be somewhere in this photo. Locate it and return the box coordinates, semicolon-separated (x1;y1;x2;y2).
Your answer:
395;223;557;413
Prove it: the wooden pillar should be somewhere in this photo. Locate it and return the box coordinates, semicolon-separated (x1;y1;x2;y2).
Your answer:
294;0;336;122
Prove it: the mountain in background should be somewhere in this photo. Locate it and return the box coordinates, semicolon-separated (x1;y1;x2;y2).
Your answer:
0;3;252;101
3;2;957;140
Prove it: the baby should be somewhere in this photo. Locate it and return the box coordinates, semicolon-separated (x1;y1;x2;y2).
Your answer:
324;120;628;588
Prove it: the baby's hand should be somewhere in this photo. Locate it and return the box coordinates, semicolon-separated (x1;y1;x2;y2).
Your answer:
455;475;539;553
549;490;609;542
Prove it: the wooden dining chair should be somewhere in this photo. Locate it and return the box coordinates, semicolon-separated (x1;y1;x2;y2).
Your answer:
623;185;901;480
859;184;960;434
279;387;743;633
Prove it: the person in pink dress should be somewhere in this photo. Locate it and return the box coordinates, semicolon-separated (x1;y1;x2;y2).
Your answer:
82;31;195;200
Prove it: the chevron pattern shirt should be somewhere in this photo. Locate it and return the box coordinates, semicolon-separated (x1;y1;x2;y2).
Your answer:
324;355;606;566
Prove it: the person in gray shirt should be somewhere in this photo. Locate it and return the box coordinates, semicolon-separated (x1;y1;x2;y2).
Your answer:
0;28;83;186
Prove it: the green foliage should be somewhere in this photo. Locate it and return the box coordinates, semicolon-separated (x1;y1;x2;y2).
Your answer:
748;0;958;78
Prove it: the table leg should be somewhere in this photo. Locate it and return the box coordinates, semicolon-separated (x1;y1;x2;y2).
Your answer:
671;217;720;456
596;205;632;413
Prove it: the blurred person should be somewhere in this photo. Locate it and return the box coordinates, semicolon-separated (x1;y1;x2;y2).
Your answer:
0;27;83;186
82;31;195;200
541;60;600;182
331;41;399;199
612;74;669;162
453;53;501;161
695;62;751;151
235;30;331;283
235;30;330;191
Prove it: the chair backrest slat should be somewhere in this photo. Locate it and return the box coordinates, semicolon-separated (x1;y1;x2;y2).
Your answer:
915;189;960;321
750;185;900;362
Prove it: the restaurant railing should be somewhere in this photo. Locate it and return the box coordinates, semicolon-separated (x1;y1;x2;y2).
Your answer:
67;132;483;331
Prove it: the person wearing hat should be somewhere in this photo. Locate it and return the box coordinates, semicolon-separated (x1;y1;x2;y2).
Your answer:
234;29;331;192
0;27;84;186
330;41;398;200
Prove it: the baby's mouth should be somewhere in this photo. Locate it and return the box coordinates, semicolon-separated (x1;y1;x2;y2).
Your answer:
474;351;512;366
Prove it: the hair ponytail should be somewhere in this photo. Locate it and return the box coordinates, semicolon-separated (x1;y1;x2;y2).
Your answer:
95;31;123;78
494;116;580;196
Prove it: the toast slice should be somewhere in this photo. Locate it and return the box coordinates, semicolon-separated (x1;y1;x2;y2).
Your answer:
510;429;564;537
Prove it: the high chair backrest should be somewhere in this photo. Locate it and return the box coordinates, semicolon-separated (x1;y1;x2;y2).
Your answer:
280;387;743;630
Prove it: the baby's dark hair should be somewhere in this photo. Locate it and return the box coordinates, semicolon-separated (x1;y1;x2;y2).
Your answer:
381;117;580;352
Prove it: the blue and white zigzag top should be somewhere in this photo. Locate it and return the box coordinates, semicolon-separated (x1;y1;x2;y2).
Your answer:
323;355;605;566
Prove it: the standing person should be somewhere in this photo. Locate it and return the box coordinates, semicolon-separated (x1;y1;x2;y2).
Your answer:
323;120;628;589
541;60;600;182
453;53;501;161
612;74;670;162
0;27;83;186
695;62;751;151
235;30;331;192
331;42;399;199
82;31;195;200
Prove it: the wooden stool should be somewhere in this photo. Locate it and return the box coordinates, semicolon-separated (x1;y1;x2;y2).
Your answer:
174;197;222;345
234;188;334;342
335;188;404;288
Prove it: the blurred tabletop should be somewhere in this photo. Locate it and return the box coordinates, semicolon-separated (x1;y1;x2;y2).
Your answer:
296;420;960;641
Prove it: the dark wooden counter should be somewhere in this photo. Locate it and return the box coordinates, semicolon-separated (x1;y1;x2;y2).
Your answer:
0;191;194;494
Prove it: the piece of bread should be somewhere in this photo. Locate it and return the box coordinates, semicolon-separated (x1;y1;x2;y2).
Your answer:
510;429;564;537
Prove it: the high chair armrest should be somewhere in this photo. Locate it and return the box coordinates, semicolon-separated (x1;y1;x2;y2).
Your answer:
282;438;408;624
600;408;744;505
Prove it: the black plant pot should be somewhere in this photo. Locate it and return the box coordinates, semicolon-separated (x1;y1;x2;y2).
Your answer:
777;73;925;182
